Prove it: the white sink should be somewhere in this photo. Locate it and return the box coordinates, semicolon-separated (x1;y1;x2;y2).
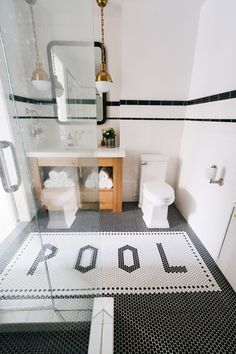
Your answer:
26;147;126;158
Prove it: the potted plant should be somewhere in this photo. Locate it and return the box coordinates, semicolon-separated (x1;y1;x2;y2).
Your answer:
102;128;116;148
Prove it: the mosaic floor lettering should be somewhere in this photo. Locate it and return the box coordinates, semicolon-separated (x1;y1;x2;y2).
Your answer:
0;231;221;299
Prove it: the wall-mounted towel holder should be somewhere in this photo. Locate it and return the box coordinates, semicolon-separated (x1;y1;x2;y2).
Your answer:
205;165;224;186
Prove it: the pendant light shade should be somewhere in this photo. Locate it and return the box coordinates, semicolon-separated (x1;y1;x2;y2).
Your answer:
27;1;50;91
53;75;64;97
31;62;51;91
95;63;113;93
95;0;113;94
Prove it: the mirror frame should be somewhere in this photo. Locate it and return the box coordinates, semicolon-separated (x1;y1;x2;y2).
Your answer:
47;40;107;125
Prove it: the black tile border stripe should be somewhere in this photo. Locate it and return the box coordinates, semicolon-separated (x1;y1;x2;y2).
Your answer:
9;94;96;105
13;116;97;120
107;117;236;122
10;89;236;107
14;115;236;123
107;90;236;107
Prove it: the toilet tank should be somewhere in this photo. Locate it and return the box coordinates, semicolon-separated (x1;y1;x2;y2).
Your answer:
139;154;169;207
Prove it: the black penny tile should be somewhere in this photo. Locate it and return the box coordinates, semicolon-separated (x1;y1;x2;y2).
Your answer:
0;203;236;354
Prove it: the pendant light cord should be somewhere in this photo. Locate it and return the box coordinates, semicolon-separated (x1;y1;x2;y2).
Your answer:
101;6;105;65
29;5;40;66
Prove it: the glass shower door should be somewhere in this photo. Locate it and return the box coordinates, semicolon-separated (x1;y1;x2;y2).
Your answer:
0;33;55;316
0;0;100;329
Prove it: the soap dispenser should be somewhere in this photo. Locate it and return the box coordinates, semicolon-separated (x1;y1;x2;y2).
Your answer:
67;132;74;147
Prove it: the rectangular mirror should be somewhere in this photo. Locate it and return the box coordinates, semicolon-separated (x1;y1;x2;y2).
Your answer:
47;41;107;124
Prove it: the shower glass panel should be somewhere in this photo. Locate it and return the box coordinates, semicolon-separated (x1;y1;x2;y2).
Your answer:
0;29;54;315
0;0;100;334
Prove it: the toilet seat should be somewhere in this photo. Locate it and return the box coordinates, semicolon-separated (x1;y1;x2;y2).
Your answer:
143;181;174;205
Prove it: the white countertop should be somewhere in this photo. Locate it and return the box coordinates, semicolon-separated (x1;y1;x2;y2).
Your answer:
26;147;126;158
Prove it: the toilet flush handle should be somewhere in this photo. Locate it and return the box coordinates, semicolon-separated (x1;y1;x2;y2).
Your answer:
141;162;148;166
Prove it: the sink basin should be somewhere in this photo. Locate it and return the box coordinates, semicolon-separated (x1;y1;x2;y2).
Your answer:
26;147;126;158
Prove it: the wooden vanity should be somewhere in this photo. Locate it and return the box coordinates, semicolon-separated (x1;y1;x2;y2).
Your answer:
27;148;125;213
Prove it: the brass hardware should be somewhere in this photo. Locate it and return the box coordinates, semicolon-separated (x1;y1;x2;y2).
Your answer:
96;0;108;8
95;0;113;92
27;2;50;89
31;62;49;81
96;63;112;83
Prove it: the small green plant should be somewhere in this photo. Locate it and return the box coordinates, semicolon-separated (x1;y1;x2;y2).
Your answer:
102;127;116;139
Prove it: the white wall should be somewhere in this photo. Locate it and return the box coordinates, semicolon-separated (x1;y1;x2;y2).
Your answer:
188;0;236;98
175;0;236;260
176;122;236;260
120;0;203;101
107;0;203;200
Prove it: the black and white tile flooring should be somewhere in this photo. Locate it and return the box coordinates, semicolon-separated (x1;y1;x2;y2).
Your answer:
0;231;220;298
0;204;236;353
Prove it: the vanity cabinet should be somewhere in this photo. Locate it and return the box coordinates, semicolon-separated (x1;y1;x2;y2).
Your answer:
28;150;125;213
98;158;123;212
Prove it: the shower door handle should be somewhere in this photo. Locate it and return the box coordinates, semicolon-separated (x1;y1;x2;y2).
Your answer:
0;140;21;193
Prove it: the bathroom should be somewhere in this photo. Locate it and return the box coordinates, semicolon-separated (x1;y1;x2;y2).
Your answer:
0;0;236;353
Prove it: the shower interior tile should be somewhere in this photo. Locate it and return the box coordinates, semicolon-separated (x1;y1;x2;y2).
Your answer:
19;298;46;309
0;299;22;308
51;309;91;323
52;299;69;310
26;309;54;323
65;298;94;311
0;310;29;323
42;298;54;307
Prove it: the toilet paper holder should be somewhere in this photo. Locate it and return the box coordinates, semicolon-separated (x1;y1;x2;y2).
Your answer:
205;165;224;186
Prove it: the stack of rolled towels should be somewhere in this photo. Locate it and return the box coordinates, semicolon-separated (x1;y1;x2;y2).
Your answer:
44;168;75;188
85;167;113;189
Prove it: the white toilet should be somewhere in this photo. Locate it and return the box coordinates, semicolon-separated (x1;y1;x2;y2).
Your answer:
139;154;175;228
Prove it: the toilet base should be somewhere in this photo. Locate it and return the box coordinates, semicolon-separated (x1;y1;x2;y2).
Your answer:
141;195;170;229
142;214;170;228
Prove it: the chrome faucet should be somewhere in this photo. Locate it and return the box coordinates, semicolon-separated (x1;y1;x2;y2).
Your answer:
25;108;43;137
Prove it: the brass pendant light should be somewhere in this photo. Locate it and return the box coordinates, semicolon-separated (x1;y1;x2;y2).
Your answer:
95;0;113;93
27;1;50;91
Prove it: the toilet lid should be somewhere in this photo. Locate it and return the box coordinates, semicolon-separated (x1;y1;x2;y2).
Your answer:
143;181;174;203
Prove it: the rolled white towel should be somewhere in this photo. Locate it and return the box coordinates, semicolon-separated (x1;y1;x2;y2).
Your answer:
99;177;113;189
48;168;72;181
85;169;99;189
44;177;75;188
48;169;59;181
57;171;68;182
99;169;109;182
85;177;95;189
63;178;75;187
44;179;56;188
